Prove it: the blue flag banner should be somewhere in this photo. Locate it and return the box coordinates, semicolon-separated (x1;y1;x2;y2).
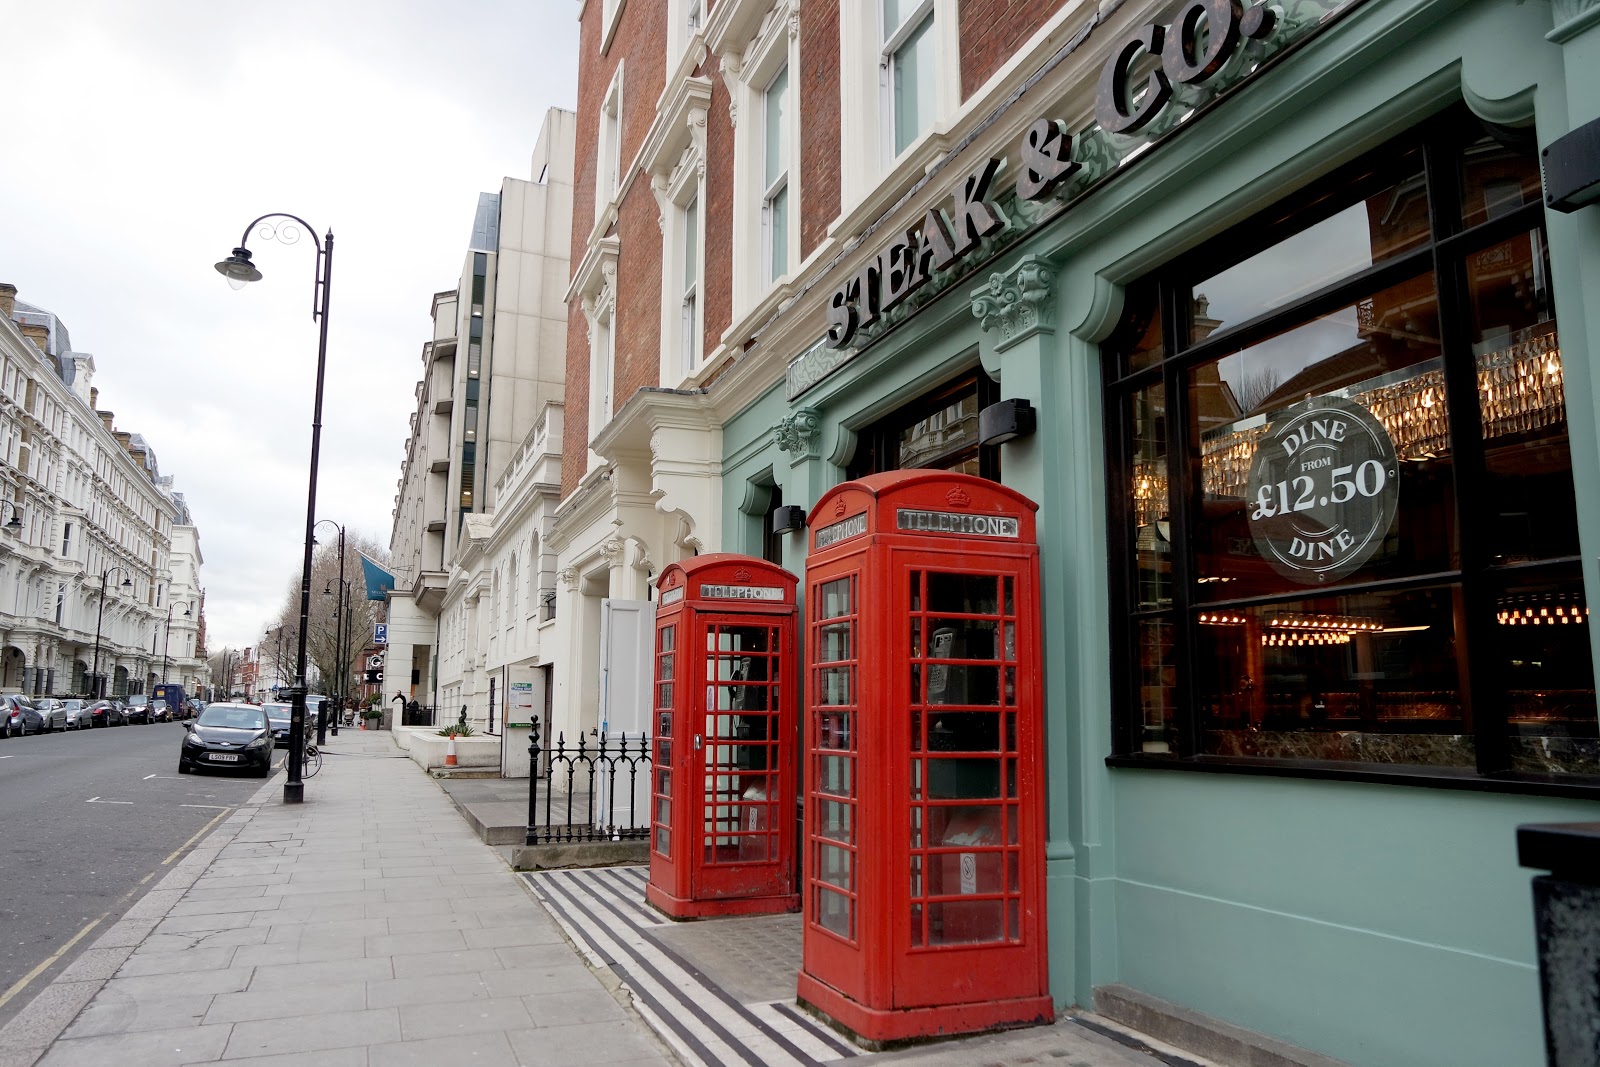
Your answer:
360;553;396;601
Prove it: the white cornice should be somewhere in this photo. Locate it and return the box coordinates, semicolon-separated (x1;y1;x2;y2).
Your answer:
704;0;785;59
564;233;621;307
639;75;715;179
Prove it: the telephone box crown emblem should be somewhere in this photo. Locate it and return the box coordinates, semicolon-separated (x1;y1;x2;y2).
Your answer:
946;487;972;508
733;568;751;583
834;499;847;517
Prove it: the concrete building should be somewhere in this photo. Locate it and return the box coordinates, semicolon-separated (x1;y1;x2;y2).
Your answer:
387;108;575;767
0;284;207;700
554;1;1600;1064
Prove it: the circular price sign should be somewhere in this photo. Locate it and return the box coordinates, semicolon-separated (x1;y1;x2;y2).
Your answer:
1245;395;1399;584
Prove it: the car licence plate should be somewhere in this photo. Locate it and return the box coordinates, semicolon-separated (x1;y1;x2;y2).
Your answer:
209;753;240;762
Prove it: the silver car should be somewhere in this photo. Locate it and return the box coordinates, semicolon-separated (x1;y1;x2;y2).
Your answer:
61;699;90;730
32;699;68;731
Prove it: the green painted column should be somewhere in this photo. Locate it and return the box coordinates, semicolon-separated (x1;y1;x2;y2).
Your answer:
971;256;1123;1008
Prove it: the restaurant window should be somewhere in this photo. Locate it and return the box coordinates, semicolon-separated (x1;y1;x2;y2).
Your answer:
1104;107;1594;784
848;369;1000;481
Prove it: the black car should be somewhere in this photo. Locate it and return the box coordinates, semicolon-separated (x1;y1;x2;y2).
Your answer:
180;702;274;776
87;701;125;728
124;701;152;725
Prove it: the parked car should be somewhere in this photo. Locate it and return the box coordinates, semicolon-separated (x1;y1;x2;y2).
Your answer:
87;700;125;728
261;702;292;746
124;700;153;725
147;699;173;723
179;702;274;776
32;699;68;731
61;699;90;730
1;696;45;737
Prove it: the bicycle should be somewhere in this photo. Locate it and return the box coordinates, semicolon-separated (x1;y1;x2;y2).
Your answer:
300;735;322;779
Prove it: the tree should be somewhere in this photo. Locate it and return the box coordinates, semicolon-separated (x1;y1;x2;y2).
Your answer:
260;531;390;700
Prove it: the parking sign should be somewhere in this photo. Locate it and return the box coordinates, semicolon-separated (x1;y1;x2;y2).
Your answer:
374;623;388;645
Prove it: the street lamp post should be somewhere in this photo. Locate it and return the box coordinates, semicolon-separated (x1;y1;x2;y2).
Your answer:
90;566;134;700
161;603;191;688
315;519;346;745
216;212;334;804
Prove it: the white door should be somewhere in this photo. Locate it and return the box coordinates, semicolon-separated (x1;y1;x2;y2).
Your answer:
596;598;653;832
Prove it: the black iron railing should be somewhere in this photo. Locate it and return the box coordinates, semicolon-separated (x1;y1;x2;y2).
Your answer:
400;703;435;727
526;720;652;845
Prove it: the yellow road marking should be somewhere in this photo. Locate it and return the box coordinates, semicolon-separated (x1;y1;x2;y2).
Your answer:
161;807;232;866
0;913;105;1010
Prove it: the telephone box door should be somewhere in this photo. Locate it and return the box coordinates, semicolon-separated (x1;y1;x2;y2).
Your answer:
691;614;789;900
648;555;799;919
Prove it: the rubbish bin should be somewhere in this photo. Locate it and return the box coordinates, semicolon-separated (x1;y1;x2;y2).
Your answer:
1518;822;1600;1066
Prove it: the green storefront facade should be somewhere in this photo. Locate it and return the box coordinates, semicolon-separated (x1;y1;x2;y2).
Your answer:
715;0;1600;1063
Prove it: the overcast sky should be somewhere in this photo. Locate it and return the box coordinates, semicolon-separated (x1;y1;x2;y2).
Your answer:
0;1;578;651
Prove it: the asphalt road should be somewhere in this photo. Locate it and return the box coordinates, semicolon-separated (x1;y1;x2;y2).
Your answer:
0;720;283;1027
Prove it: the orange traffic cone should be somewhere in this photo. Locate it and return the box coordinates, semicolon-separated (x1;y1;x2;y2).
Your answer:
445;733;458;767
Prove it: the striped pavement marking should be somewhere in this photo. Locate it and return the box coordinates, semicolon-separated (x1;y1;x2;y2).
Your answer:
523;866;861;1067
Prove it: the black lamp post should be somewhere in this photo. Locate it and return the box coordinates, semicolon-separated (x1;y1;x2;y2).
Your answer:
0;501;23;532
161;603;191;689
216;212;334;804
322;578;351;739
315;519;346;744
90;566;134;700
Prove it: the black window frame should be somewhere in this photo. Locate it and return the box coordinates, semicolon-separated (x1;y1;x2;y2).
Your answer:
847;367;1001;480
1101;106;1598;798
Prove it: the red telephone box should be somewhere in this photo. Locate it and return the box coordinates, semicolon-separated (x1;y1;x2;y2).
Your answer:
797;470;1052;1042
647;554;800;919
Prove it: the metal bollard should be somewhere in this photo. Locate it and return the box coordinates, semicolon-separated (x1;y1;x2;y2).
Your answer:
1519;822;1600;1066
525;718;543;846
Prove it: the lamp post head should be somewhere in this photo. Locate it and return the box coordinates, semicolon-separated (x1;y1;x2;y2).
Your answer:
214;247;262;290
4;514;19;530
121;577;132;588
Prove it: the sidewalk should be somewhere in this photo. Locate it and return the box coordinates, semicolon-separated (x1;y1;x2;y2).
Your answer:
0;729;1213;1067
0;729;670;1067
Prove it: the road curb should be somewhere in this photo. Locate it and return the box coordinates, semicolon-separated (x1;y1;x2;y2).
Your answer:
0;779;271;1064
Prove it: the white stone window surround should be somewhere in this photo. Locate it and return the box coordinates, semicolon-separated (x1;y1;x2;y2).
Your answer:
570;234;621;468
640;75;714;388
667;0;706;70
597;62;626;219
598;0;627;55
711;1;802;321
838;0;960;211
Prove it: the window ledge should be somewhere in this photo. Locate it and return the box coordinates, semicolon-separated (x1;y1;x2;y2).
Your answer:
1105;753;1600;800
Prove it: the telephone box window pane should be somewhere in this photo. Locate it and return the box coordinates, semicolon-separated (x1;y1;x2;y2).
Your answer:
658;683;674;708
817;887;852;939
713;626;771;653
656;828;670;854
1003;577;1014;616
658;714;672;741
659;741;673;764
911;571;922;611
927;712;999;751
819;624;853;663
819;844;852;889
818;710;852;751
656;797;671;826
819;755;853;795
911;902;925;947
927;758;1000;799
1192;274;1450;599
1461;132;1542;229
656;768;671;799
819;667;853;705
926;573;998;615
1130;382;1172;610
1497;569;1597;775
818;799;853;841
820;578;853;618
1195;586;1471;765
925;618;998;658
1468;232;1576;563
659;625;675;653
1191;152;1429;335
911;707;922;750
659;656;674;682
928;901;1004;945
927;664;999;705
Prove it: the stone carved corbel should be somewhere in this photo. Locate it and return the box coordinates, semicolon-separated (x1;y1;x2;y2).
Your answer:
600;534;627;565
557;567;578;589
717;52;742;128
971;254;1057;351
773;408;822;457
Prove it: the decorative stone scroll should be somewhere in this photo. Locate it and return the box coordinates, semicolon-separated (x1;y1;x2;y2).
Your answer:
971;255;1057;351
